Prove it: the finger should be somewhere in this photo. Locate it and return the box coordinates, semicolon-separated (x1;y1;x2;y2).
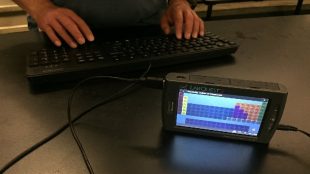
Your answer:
174;10;183;39
50;19;77;48
192;12;200;38
160;14;171;35
57;15;85;45
199;18;205;36
193;12;205;36
65;9;94;42
183;10;194;39
44;25;62;47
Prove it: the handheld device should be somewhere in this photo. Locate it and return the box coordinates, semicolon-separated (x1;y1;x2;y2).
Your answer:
162;73;288;143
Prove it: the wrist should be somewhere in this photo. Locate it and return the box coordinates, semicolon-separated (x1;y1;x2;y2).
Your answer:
168;0;196;9
28;1;56;20
168;0;190;6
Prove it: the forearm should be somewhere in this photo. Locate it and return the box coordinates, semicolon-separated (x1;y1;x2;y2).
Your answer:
12;0;55;20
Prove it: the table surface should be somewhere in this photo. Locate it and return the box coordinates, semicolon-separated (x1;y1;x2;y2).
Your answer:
0;15;309;174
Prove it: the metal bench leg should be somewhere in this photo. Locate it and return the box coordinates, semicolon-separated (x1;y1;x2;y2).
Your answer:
295;0;303;14
206;4;213;19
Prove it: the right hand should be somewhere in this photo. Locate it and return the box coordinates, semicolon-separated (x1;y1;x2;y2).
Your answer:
31;3;94;48
160;0;204;40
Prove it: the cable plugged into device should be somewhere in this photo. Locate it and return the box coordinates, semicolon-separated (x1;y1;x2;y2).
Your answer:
277;124;310;137
139;76;165;89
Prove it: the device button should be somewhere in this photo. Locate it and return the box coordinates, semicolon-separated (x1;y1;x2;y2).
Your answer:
167;101;174;114
268;108;279;131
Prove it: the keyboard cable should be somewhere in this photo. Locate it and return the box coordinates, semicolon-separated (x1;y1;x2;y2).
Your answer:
66;70;156;173
0;64;154;174
67;64;166;174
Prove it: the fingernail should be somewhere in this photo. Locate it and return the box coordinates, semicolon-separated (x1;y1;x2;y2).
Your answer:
54;40;61;47
177;33;182;39
88;35;95;42
200;31;204;36
164;28;170;34
185;33;191;39
78;37;85;44
70;42;77;48
192;33;198;38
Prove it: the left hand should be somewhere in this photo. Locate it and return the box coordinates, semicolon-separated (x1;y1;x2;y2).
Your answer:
160;0;205;39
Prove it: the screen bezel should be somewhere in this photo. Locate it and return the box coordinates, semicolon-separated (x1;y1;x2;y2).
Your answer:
162;74;287;143
163;82;282;142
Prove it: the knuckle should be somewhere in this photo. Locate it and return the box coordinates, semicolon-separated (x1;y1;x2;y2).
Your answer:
174;16;182;24
185;12;194;21
61;8;73;14
61;19;72;27
194;17;200;25
200;20;205;27
43;9;61;23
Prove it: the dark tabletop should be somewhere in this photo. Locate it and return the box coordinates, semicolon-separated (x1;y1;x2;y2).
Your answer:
0;15;309;174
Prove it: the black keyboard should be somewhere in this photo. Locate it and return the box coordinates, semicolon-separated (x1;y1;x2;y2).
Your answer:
26;31;238;85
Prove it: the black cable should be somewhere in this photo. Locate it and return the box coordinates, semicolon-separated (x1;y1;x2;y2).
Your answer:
0;82;138;174
0;83;137;174
0;65;152;174
67;64;153;174
277;124;310;137
67;77;140;174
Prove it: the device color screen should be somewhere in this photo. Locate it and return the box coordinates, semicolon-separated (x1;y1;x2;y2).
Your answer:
176;89;269;136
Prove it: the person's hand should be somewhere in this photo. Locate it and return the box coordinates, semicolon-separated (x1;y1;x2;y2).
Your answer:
31;3;94;48
160;0;204;39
